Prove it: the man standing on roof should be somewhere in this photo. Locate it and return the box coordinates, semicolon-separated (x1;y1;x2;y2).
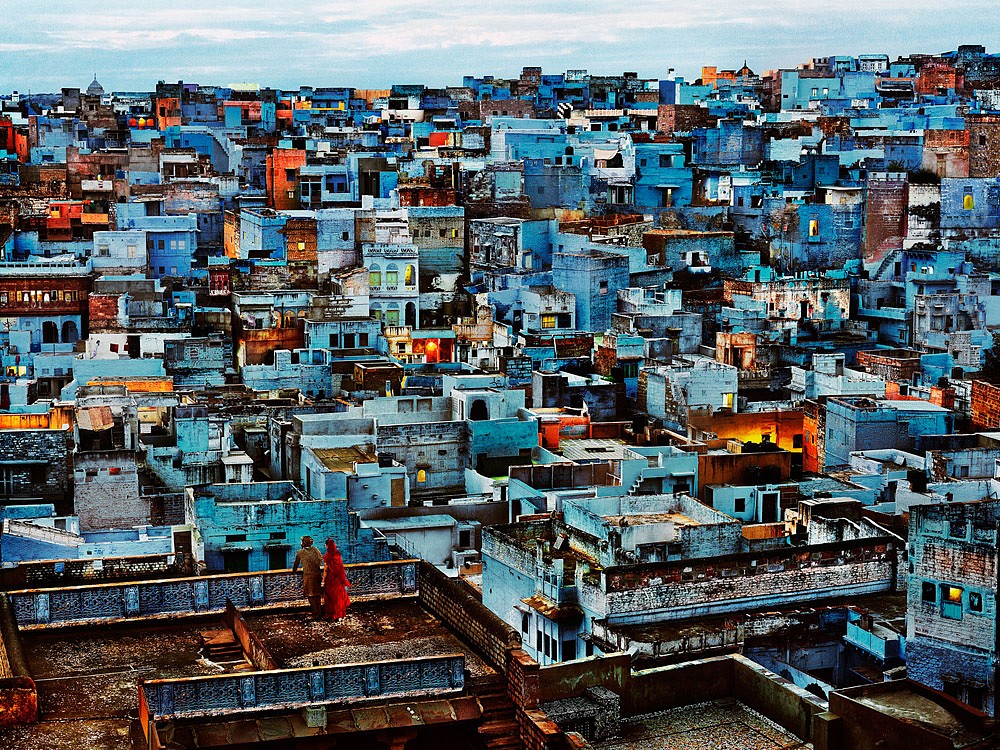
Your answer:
292;535;323;619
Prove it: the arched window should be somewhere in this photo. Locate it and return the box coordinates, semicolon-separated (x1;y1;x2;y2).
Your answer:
416;469;427;483
469;399;489;421
42;321;58;344
368;264;381;287
283;312;296;329
61;320;79;344
404;264;415;286
385;264;399;286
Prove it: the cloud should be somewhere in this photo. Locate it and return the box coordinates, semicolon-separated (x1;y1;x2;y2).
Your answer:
0;0;989;91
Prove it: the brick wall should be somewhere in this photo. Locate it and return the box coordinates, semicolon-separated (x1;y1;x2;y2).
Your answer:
971;380;1000;430
907;501;1000;713
864;175;908;265
73;451;146;531
0;429;70;505
0;553;186;590
968;117;1000;178
417;561;520;671
377;421;469;492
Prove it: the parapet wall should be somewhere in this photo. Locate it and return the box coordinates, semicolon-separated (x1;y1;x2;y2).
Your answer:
0;594;37;726
417;560;520;671
601;537;901;623
8;559;418;628
534;653;825;744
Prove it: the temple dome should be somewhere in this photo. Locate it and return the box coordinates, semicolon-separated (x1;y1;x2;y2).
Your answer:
86;74;105;96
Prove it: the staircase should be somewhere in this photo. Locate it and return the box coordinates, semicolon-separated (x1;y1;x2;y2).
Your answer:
201;628;254;672
474;675;522;750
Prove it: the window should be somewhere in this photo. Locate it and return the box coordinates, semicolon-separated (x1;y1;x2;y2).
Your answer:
521;612;529;633
793;434;803;449
970;592;983;613
342;231;350;241
599;281;609;295
562;639;576;661
950;520;967;539
369;271;381;286
285;168;297;182
809;219;819;237
734;497;746;513
964;189;975;210
386;270;398;285
941;584;963;620
921;582;936;602
404;265;415;286
127;244;138;259
416;469;427;483
541;314;556;329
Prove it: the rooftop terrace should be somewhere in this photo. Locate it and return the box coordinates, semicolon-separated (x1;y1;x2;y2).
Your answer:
595;699;810;749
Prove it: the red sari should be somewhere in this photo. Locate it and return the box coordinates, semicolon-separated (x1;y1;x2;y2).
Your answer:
322;549;351;620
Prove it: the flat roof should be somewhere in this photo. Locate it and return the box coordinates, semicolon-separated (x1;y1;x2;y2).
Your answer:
3;598;494;750
312;445;378;472
245;599;494;678
851;685;987;745
4;623;233;750
591;698;808;749
367;515;457;531
602;512;699;527
560;438;630;463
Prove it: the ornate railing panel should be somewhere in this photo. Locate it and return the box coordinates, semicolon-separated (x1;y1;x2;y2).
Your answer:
8;560;418;627
141;653;465;718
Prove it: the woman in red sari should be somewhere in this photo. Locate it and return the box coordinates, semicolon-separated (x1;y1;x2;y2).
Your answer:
322;538;351;621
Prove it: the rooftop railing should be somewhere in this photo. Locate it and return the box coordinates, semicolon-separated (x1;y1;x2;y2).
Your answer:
8;559;418;628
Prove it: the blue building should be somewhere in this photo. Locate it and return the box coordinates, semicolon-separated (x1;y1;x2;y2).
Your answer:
552;249;630;332
192;480;388;572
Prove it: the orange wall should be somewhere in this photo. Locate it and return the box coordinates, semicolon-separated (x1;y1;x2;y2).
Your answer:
266;149;307;210
689;410;803;454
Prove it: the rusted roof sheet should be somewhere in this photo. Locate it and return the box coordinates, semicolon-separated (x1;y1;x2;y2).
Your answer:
77;406;114;432
521;594;583;622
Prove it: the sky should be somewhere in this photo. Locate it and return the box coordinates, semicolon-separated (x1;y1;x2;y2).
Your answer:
0;0;990;93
